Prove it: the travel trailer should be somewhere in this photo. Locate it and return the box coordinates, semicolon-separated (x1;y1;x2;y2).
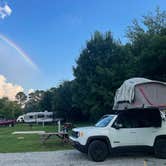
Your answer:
16;115;25;123
17;111;54;123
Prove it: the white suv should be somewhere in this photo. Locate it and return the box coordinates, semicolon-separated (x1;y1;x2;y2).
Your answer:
70;108;166;162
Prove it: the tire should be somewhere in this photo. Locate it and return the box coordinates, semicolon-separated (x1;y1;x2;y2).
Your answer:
88;140;108;162
154;139;166;159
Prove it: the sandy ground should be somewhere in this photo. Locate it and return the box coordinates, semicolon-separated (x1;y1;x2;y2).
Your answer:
0;150;166;166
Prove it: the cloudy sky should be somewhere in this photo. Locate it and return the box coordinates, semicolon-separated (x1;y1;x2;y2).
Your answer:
0;75;23;100
0;0;165;100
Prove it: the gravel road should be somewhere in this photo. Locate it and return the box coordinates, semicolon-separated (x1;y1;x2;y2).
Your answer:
0;150;166;166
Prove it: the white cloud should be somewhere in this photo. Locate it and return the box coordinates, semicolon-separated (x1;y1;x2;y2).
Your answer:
0;4;12;19
0;75;23;100
28;89;34;94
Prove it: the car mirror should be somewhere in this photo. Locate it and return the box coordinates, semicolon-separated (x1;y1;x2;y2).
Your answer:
114;123;123;129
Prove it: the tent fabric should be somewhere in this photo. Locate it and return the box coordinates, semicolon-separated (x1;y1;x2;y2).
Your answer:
113;78;166;110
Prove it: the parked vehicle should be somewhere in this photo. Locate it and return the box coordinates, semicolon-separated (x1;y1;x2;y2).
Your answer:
16;115;25;123
17;111;54;123
70;108;166;162
0;116;15;127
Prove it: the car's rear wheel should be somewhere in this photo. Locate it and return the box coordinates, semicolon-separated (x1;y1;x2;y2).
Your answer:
154;139;166;159
88;140;108;162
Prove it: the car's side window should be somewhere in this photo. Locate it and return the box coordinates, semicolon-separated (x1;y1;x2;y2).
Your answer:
113;109;161;129
121;111;153;128
133;112;151;128
115;114;134;128
133;110;161;128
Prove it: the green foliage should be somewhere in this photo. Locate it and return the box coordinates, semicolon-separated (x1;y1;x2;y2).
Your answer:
0;98;22;119
51;81;84;122
53;81;73;121
15;92;27;107
39;88;56;112
24;90;44;113
73;31;128;120
126;8;166;81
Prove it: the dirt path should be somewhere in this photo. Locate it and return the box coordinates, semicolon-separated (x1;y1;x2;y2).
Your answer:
0;150;165;166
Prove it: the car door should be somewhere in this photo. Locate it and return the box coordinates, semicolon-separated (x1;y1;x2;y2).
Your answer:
134;109;161;146
110;112;137;148
135;127;155;146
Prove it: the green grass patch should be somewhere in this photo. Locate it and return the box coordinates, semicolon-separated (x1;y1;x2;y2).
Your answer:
0;123;92;153
0;124;71;153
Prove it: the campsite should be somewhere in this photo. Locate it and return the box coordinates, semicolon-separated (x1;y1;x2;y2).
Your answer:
0;124;72;153
0;0;165;165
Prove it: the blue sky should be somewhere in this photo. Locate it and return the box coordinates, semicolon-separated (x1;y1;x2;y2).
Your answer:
0;0;165;91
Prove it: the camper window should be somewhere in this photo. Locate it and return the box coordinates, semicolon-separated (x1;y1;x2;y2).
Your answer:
47;115;52;118
38;114;44;118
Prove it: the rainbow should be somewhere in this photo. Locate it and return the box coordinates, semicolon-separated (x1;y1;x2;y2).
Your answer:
0;33;39;71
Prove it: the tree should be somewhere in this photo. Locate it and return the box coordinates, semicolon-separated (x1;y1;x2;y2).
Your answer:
53;81;74;121
0;97;22;119
24;90;44;113
15;92;27;107
126;7;166;81
39;88;56;112
73;31;130;121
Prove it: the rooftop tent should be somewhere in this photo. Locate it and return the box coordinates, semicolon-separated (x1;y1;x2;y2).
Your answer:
113;78;166;110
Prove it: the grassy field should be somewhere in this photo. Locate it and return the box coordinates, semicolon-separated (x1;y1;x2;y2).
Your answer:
0;123;75;153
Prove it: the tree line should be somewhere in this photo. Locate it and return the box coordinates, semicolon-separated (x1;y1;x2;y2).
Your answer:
1;8;166;122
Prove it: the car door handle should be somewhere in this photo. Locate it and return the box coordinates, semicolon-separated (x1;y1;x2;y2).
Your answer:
152;131;157;133
130;131;136;133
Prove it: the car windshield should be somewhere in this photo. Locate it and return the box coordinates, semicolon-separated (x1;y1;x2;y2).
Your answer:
95;115;115;127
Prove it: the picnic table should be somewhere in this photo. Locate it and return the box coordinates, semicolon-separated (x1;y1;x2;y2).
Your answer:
39;122;73;144
12;121;73;144
39;132;69;144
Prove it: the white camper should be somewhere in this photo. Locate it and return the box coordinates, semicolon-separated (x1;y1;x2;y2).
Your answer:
16;115;25;123
17;111;54;123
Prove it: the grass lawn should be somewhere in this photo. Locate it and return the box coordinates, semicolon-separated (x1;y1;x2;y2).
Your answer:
0;123;73;153
0;123;93;153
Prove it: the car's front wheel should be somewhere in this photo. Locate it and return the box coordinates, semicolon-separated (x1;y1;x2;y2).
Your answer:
154;139;166;159
88;140;108;162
